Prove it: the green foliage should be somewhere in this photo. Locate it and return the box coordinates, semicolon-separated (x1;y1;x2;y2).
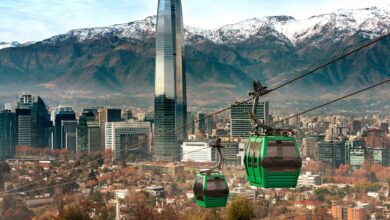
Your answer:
280;207;288;214
95;153;104;166
62;205;91;220
1;196;33;220
89;161;100;170
0;175;4;191
352;183;382;193
314;188;330;202
87;170;97;181
314;188;330;196
226;196;255;220
0;161;11;174
321;176;334;183
187;208;223;220
95;210;114;220
0;162;10;191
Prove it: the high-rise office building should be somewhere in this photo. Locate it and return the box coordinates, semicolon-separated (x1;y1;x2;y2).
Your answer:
288;114;300;128
212;142;241;166
98;108;121;149
205;115;216;136
4;103;14;111
87;121;101;153
195;112;206;135
15;108;32;147
380;122;389;134
302;133;325;159
366;147;389;166
181;142;212;162
230;101;269;137
351;120;362;135
62;120;77;153
125;110;133;120
331;205;368;220
327;125;348;138
31;96;52;148
105;121;151;161
345;140;366;170
365;129;386;148
15;95;52;148
154;0;187;161
82;108;99;120
16;95;32;147
0;110;17;159
54;107;76;149
77;110;101;154
317;140;345;169
18;95;33;107
187;112;195;135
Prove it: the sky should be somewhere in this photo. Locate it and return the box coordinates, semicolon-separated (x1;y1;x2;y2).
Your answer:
0;0;388;42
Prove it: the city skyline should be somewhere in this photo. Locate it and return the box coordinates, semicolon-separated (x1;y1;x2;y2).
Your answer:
0;0;388;218
0;0;389;42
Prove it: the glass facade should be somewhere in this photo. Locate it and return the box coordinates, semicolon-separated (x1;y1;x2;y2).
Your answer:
230;101;269;137
54;107;76;149
154;0;187;161
105;121;151;161
317;141;345;168
0;110;17;159
14;95;52;148
345;140;366;170
31;97;52;148
98;108;122;149
77;111;100;153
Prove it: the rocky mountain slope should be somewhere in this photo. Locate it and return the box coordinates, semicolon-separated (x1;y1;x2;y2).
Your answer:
0;6;389;107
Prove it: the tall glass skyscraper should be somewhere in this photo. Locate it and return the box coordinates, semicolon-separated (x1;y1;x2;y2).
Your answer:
0;110;17;159
15;95;52;148
154;0;187;161
54;107;76;149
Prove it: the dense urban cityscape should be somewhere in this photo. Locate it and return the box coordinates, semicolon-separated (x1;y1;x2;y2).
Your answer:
0;0;389;220
0;94;389;219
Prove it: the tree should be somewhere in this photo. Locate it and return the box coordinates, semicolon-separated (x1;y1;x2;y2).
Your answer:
0;161;11;191
0;161;11;174
95;153;104;166
124;192;155;220
104;149;113;162
313;206;332;220
226;196;255;220
1;196;33;220
155;205;179;220
62;205;91;220
34;209;59;220
3;209;33;220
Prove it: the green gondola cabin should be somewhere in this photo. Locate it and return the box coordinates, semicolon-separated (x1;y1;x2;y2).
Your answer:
244;135;302;188
193;171;229;208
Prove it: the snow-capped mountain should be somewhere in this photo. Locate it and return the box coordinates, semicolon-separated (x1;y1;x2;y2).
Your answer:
42;16;157;45
0;41;21;49
191;6;389;45
39;6;389;46
0;6;389;107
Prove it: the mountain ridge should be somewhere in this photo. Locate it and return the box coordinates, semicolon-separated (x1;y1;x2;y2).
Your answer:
0;6;389;108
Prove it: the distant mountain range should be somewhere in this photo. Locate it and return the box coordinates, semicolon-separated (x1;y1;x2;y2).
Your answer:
0;6;389;108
